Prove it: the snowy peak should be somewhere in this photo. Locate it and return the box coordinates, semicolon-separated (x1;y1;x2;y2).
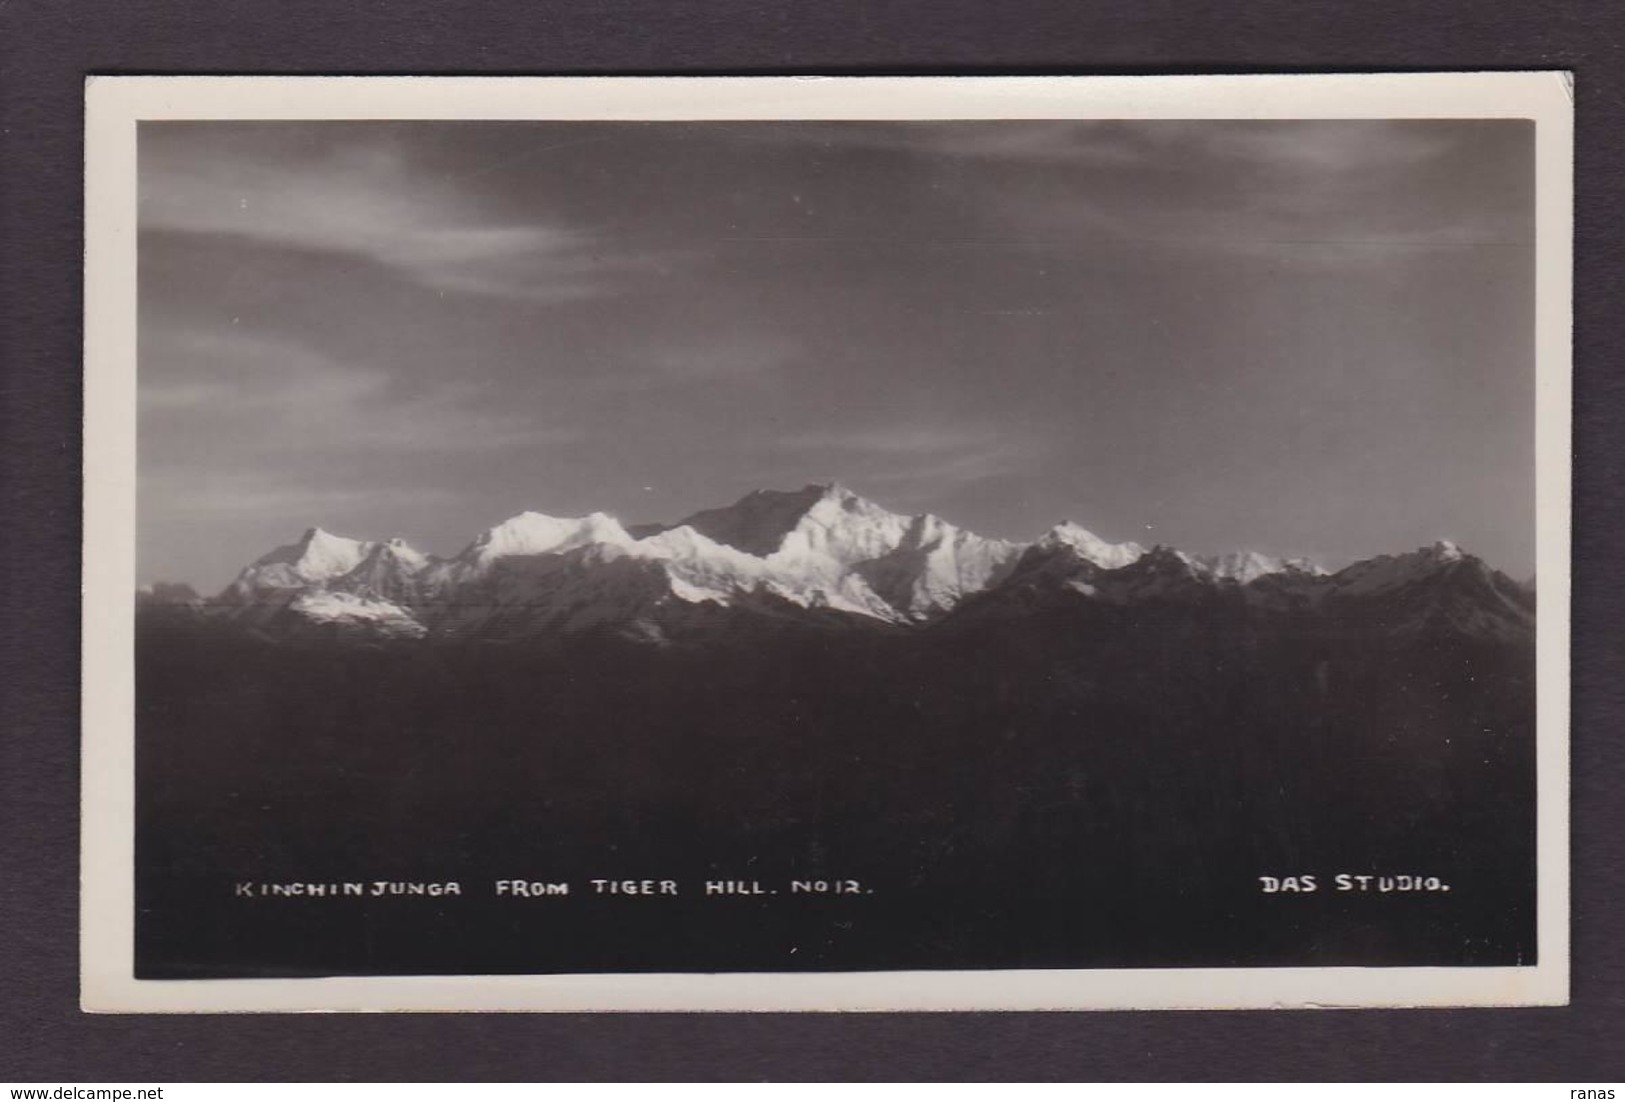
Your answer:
199;488;1528;645
854;513;1026;620
659;483;1024;619
335;538;432;604
266;526;374;578
1327;541;1478;598
1319;541;1532;641
979;533;1516;631
290;591;428;639
463;510;633;564
361;537;428;570
224;526;380;600
672;484;829;556
1033;525;1325;584
676;482;899;560
1195;549;1326;584
1031;525;1324;586
1109;545;1214;595
1038;522;1146;570
770;488;918;570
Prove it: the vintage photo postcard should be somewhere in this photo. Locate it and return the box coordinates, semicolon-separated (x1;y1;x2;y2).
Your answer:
82;74;1572;1012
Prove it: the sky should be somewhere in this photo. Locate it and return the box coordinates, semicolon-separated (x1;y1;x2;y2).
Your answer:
138;119;1535;591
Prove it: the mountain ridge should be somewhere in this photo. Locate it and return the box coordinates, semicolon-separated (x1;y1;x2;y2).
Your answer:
155;483;1533;644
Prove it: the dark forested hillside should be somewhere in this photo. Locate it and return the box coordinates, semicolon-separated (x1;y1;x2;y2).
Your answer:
133;588;1535;978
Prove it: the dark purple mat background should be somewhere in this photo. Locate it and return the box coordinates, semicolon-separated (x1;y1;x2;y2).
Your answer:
2;0;1622;1082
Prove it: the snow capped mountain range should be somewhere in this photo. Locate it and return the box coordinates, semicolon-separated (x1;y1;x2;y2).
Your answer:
189;483;1532;643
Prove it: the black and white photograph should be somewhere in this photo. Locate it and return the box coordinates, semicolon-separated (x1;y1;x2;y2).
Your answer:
81;75;1572;1011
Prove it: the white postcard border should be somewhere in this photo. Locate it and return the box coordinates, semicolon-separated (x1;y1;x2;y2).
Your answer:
82;73;1573;1012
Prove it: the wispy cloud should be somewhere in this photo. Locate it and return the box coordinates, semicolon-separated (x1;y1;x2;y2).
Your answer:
781;422;1040;491
625;334;799;384
973;121;1526;256
141;467;457;519
141;127;621;301
1135;120;1460;174
723;120;1516;260
140;325;584;455
783;424;983;456
135;120;1535;587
